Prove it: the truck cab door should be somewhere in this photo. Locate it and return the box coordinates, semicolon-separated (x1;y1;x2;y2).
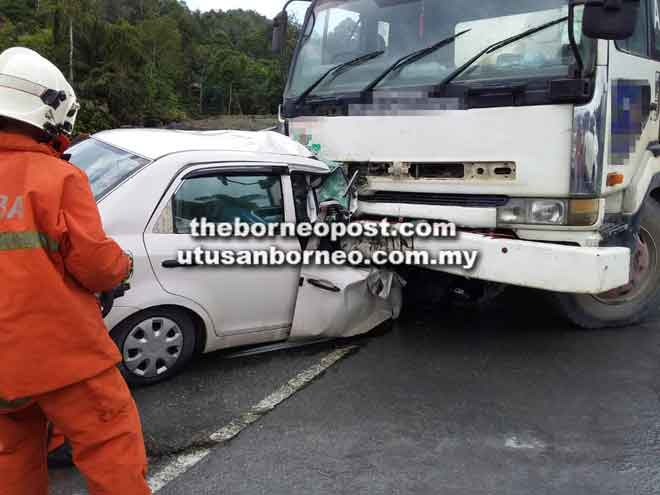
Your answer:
608;1;660;174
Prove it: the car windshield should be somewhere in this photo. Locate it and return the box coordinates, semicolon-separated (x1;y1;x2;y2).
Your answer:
286;0;589;99
67;138;150;199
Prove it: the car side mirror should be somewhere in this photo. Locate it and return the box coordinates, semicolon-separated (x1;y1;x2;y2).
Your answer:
579;0;640;40
272;11;289;54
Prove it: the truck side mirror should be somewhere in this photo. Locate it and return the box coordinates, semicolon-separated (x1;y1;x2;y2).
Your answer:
581;0;640;40
272;11;289;54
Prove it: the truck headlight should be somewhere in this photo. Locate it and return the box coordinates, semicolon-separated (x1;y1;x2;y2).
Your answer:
497;199;599;226
497;198;529;224
530;200;566;225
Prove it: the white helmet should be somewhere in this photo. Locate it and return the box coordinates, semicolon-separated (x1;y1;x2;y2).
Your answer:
0;47;79;135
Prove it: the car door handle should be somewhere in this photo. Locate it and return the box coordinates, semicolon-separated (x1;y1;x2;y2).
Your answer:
307;278;341;293
162;259;197;268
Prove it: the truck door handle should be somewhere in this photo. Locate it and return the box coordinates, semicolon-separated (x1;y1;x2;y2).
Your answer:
307;278;341;293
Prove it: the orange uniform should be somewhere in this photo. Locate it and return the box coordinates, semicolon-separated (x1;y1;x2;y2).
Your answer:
48;430;66;453
0;132;150;494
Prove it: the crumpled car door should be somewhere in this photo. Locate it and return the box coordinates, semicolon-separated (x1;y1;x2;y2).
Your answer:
289;265;403;341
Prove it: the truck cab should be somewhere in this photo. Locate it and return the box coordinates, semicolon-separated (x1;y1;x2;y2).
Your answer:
275;0;660;329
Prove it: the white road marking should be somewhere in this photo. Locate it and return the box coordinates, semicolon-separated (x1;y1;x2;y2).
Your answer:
148;448;212;493
148;345;358;492
504;436;546;450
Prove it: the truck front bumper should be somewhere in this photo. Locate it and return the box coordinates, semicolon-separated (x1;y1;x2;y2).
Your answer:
412;232;631;294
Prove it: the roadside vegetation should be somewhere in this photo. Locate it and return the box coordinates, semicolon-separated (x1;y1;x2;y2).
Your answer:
0;0;299;133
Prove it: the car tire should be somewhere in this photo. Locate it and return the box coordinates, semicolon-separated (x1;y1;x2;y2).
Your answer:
111;308;197;386
554;198;660;329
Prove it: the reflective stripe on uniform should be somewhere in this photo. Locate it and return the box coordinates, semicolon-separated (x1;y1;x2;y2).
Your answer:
0;231;59;252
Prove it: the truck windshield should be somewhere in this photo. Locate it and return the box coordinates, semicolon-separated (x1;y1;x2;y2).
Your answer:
286;0;589;99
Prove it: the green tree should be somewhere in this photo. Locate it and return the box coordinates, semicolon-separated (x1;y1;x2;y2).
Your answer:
0;2;298;132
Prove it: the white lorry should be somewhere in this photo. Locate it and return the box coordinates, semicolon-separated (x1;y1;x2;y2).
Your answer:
272;0;660;329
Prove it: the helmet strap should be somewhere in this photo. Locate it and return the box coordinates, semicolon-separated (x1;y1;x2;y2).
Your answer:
49;133;71;155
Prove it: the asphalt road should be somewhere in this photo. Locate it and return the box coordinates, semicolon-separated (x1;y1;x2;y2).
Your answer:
50;287;660;495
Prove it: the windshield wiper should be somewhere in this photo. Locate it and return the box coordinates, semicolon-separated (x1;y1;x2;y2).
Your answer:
360;29;471;95
296;50;385;105
434;16;569;93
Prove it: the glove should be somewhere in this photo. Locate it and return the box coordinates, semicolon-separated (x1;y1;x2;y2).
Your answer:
124;250;134;282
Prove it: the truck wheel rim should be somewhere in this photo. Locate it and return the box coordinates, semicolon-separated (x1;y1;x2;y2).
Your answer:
594;227;657;305
123;317;183;378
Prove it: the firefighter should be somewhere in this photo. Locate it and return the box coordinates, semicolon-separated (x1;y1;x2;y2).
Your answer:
0;47;151;495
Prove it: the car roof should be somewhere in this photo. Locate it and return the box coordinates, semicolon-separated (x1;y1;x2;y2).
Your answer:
91;128;329;174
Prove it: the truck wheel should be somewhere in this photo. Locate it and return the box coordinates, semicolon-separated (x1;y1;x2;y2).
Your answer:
554;198;660;329
112;308;197;386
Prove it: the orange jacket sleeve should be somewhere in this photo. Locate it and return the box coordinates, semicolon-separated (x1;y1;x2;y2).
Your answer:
59;169;130;293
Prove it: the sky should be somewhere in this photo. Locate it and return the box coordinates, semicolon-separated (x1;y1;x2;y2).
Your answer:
183;0;309;21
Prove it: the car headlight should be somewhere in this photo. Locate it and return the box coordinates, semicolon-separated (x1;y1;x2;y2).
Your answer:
497;199;599;226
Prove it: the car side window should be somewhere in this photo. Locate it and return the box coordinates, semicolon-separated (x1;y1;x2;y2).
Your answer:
172;174;284;234
618;0;650;57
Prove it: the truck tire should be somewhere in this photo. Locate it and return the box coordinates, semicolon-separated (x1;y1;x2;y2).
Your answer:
554;198;660;329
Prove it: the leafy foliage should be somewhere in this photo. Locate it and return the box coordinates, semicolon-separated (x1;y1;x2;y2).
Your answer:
0;0;299;133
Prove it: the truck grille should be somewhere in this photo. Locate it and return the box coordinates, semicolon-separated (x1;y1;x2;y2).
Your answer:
359;192;509;208
347;162;516;181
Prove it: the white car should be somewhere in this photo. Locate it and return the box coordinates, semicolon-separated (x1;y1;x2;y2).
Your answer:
66;129;401;386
